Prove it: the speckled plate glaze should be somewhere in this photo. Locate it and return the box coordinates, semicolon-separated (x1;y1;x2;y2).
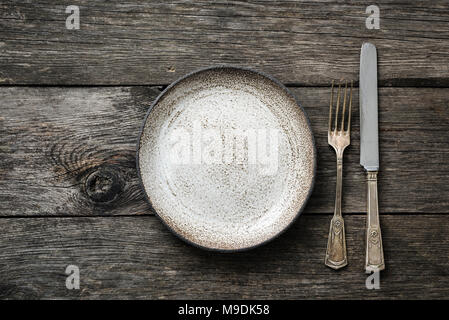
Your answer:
137;66;316;251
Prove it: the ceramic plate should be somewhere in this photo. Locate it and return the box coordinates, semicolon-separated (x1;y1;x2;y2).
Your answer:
137;66;316;251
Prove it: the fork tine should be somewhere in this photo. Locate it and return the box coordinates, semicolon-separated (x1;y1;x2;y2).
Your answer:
334;81;341;132
341;81;347;131
347;81;353;133
329;80;334;132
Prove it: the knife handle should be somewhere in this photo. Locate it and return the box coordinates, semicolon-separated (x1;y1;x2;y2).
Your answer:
365;171;385;272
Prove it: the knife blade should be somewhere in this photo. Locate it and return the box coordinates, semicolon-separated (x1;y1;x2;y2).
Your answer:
360;42;379;171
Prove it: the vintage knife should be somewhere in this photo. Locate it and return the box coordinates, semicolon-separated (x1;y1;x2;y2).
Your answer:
360;42;385;272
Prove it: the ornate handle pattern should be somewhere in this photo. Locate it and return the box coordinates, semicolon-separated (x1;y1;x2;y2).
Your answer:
365;171;385;272
325;157;348;269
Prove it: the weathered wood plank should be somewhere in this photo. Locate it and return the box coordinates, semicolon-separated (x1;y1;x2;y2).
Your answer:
0;215;447;299
0;86;161;216
1;87;448;216
1;1;449;85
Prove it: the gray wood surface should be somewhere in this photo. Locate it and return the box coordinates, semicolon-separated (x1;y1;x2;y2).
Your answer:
1;0;449;86
1;0;449;300
0;215;448;299
1;87;448;216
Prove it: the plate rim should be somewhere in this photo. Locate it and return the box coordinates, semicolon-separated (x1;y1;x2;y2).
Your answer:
136;65;317;252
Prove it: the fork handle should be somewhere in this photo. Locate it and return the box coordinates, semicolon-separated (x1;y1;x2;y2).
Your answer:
325;158;348;269
325;215;347;269
365;171;385;272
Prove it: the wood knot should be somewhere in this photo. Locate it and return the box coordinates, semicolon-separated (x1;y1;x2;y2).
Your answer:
84;168;122;203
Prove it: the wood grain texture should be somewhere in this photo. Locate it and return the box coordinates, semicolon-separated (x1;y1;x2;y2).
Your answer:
1;86;449;216
1;0;449;86
1;0;448;301
0;215;447;299
0;86;161;216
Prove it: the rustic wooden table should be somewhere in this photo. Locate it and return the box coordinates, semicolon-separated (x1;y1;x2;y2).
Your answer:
1;1;448;299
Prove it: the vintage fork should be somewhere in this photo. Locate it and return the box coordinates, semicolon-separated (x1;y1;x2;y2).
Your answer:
325;80;353;270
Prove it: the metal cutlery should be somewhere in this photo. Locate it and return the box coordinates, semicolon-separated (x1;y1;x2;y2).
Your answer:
325;80;353;270
360;42;385;272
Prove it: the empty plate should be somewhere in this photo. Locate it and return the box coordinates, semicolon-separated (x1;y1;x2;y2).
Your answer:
137;66;316;251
